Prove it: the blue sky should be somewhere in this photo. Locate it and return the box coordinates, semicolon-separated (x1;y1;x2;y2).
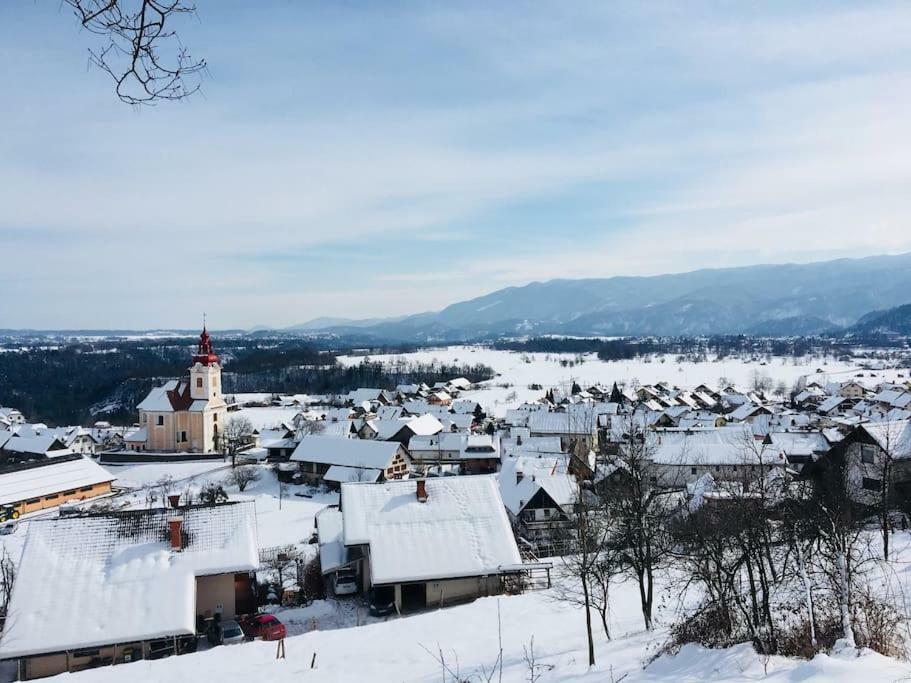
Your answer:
2;1;911;329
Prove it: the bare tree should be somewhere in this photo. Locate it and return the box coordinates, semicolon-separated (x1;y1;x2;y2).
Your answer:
262;545;301;603
221;415;255;468
0;548;16;624
601;414;673;631
226;465;261;492
856;422;906;561
553;482;608;666
63;0;206;105
296;418;326;439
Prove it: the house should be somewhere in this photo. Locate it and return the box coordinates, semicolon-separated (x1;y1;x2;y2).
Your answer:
132;327;227;454
648;426;786;488
0;454;115;516
290;436;410;486
336;477;524;612
11;425;98;456
408;433;500;474
499;455;577;554
0;434;72;462
0;408;26;428
526;410;598;452
764;431;830;469
0;500;259;679
839;381;868;399
813;420;911;506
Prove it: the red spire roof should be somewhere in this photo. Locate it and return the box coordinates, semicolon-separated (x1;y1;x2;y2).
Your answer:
192;326;220;365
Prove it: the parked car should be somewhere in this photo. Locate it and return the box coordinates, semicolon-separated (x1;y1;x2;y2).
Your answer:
208;619;245;646
333;569;358;596
240;614;286;641
368;586;396;617
0;522;17;536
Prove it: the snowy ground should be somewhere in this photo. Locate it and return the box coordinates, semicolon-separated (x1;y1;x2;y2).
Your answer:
37;541;911;683
339;346;904;417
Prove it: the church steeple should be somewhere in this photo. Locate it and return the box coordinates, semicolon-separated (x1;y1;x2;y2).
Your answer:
192;324;219;366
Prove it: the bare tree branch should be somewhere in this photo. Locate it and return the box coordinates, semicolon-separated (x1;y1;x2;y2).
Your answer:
63;0;205;105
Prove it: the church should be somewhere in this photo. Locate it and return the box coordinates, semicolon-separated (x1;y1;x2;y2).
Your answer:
129;327;228;453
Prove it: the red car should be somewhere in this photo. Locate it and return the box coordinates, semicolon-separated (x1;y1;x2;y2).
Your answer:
240;614;286;641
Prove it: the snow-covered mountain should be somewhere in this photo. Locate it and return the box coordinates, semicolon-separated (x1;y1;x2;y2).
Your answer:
295;252;911;340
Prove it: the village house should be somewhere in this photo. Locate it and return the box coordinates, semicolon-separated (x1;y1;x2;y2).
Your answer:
0;408;26;429
130;327;227;454
290;435;410;487
0;432;72;462
526;409;599;453
335;477;525;612
0;454;115;517
810;420;911;506
408;433;500;474
763;431;830;469
648;426;787;488
0;500;259;679
838;381;869;399
499;455;577;555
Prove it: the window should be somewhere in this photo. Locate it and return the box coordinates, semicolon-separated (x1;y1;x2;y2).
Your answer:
862;477;881;491
861;445;877;465
45;494;59;501
732;465;737;472
180;431;187;442
214;413;218;422
79;486;93;492
26;498;40;505
197;377;203;388
156;415;164;426
690;467;697;475
63;490;76;496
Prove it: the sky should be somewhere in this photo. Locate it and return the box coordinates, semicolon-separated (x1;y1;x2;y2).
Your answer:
2;1;911;329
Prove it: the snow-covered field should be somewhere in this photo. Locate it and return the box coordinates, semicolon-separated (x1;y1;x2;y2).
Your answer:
339;346;903;417
42;535;911;683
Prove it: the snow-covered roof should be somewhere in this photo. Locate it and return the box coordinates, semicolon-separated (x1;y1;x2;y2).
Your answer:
1;434;70;456
527;411;595;436
650;426;784;466
861;420;911;459
124;426;148;443
316;508;345;574
0;456;115;507
766;431;830;458
405;413;445;437
499;456;577;516
0;501;258;658
817;395;848;414
324;465;382;484
137;380;184;413
341;476;521;585
291;435;404;469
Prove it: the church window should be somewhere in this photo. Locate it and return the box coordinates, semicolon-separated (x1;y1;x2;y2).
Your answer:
214;413;218;422
181;431;187;442
197;377;203;389
156;415;164;426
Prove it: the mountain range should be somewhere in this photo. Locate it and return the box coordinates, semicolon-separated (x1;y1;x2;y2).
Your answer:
288;252;911;341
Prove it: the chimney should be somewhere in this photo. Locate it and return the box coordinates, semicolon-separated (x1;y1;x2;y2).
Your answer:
168;516;184;551
168;494;181;509
416;479;428;503
516;470;524;484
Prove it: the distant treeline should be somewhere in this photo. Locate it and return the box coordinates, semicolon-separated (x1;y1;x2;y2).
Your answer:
223;359;494;395
0;337;494;426
494;335;856;361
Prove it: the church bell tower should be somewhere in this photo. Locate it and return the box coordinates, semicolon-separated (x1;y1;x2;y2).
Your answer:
190;326;222;401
